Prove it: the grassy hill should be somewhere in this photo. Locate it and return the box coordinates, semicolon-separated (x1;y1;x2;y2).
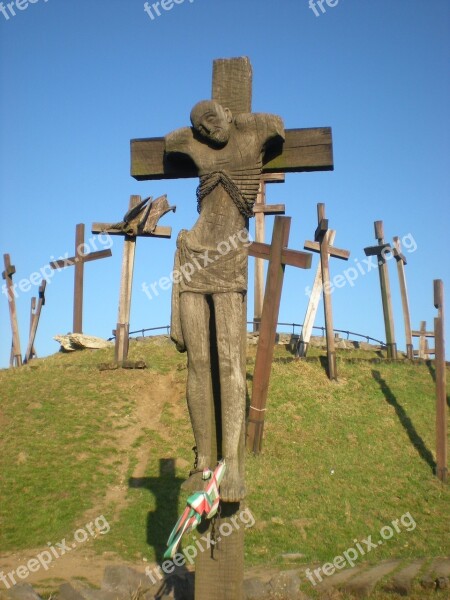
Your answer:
0;337;448;598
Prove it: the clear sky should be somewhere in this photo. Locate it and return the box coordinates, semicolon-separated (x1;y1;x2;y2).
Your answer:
0;0;449;368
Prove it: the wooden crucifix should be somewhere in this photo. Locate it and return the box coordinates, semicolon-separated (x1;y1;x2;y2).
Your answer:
131;56;332;600
296;229;336;358
433;279;447;482
253;172;285;332
28;297;38;360
92;194;173;365
412;321;434;359
247;216;312;454
304;204;350;380
23;281;46;364
393;236;414;359
364;221;398;359
50;224;112;334
2;254;22;367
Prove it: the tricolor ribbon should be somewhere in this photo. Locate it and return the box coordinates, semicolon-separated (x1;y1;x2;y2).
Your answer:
164;460;226;559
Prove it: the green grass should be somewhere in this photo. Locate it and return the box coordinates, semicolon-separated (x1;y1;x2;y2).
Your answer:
0;336;448;596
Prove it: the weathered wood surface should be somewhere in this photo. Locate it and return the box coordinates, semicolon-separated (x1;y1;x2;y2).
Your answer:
296;229;336;358
24;281;46;364
434;314;447;482
412;321;434;359
29;297;38;360
131;127;333;181
364;221;397;359
2;254;22;367
393;236;413;359
249;242;312;269
91;224;171;238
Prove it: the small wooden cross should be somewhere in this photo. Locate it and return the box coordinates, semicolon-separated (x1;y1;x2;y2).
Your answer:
50;224;112;334
2;254;22;367
364;221;397;359
433;279;447;482
304;204;350;380
412;321;434;359
393;236;414;359
92;195;173;364
23;280;46;364
247;216;312;453
253;173;285;333
296;229;336;357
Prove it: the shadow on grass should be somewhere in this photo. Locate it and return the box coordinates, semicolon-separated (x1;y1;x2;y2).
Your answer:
372;370;436;473
426;360;436;383
129;458;192;599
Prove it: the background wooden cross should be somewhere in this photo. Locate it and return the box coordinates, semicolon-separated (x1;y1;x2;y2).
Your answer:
247;216;312;453
393;236;414;359
304;204;350;380
296;229;336;358
50;224;112;334
364;221;398;359
2;254;22;367
433;279;447;482
23;281;46;364
412;321;435;359
28;297;38;360
253;173;285;332
92;195;172;365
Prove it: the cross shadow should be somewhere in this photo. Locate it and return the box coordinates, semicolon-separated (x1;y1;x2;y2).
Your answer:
371;370;436;473
129;458;193;599
426;360;436;383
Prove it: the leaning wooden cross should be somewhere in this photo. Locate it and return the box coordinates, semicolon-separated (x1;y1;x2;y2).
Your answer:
131;56;333;600
50;224;112;333
247;216;312;454
393;236;414;359
91;194;173;364
2;254;22;367
364;221;398;359
304;203;350;380
23;280;46;364
434;279;447;482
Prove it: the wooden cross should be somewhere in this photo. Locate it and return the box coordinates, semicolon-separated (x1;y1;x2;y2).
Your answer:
130;57;332;600
296;229;336;357
50;224;112;334
23;280;46;364
28;297;38;360
412;321;434;359
92;195;172;365
433;279;447;482
247;216;312;453
364;221;398;359
2;254;22;367
253;173;285;332
304;204;350;380
393;236;414;359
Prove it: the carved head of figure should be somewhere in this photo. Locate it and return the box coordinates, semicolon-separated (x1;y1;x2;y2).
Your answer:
190;100;233;147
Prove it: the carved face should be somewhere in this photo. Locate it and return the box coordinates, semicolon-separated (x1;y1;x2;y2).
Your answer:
190;101;233;147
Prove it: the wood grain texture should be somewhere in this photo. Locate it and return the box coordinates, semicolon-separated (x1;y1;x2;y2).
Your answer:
435;316;448;482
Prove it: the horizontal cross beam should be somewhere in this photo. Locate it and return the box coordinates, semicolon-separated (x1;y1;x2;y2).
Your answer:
304;240;350;261
252;204;285;215
131;127;333;181
364;243;392;257
248;241;312;269
91;224;172;238
412;330;435;338
50;249;112;270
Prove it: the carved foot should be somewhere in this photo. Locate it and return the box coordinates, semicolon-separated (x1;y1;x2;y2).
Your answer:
181;471;208;493
220;459;245;502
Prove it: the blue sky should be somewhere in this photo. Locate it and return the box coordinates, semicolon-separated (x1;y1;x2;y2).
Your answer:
0;0;449;368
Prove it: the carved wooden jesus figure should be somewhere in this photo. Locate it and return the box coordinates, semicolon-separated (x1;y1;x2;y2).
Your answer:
166;100;284;502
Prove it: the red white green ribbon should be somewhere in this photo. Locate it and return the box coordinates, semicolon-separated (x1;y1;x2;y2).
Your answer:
164;460;226;559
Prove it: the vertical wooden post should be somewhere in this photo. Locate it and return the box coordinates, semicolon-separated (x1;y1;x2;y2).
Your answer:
29;297;38;360
434;279;447;482
2;254;22;367
115;196;139;364
73;223;85;334
247;217;291;454
393;236;414;359
296;230;336;358
24;281;46;364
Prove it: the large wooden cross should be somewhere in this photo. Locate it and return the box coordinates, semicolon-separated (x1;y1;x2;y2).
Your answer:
393;236;414;359
23;281;46;364
2;254;22;367
364;221;398;359
304;203;350;380
50;224;112;333
92;195;172;365
130;57;333;600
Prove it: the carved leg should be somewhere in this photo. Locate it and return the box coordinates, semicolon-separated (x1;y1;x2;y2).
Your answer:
180;292;214;490
213;292;246;502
